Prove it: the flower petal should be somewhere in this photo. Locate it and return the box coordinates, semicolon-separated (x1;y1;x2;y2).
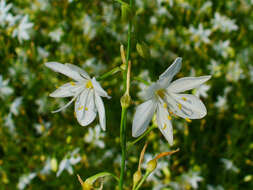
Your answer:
132;99;157;137
94;92;106;131
168;76;211;93
45;62;85;81
156;103;173;145
75;90;96;126
49;82;84;98
52;95;77;113
166;93;207;119
158;57;182;87
65;63;90;80
92;77;111;99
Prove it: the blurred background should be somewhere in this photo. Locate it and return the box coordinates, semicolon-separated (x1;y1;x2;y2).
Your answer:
0;0;253;189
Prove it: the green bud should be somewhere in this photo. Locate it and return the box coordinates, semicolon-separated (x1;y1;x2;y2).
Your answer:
120;93;131;108
82;182;93;190
136;42;150;59
146;159;157;173
50;157;58;172
133;170;142;187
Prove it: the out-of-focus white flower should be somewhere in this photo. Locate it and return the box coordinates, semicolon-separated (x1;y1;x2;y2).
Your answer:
0;0;12;26
45;62;111;130
84;58;106;75
199;1;212;13
34;120;51;135
37;47;49;60
207;184;224;190
194;84;210;98
208;59;222;77
249;65;253;82
6;14;21;26
4;113;16;134
211;12;238;32
82;14;97;39
213;40;231;58
215;95;227;109
221;158;239;173
84;124;105;148
57;148;81;177
12;15;33;42
226;61;244;82
0;75;13;98
10;97;23;116
132;57;211;145
40;157;58;175
17;172;36;190
49;28;64;42
182;171;203;189
189;24;211;46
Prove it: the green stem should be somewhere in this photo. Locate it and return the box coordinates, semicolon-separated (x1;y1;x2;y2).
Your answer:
127;125;156;149
119;0;134;189
97;66;121;81
133;77;150;85
134;171;150;190
119;108;127;189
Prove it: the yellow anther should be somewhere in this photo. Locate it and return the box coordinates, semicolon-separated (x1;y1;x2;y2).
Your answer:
168;115;172;120
85;107;88;111
162;124;167;130
185;117;192;123
155;89;165;99
163;103;167;108
78;106;84;110
85;80;93;89
178;104;182;110
169;110;173;115
182;97;187;101
70;81;76;86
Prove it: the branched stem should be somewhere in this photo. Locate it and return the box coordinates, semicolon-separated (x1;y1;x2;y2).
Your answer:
119;0;134;189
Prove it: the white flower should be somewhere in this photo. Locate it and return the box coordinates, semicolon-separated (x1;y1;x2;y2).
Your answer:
45;62;110;130
10;97;23;116
207;184;224;190
211;12;238;32
56;148;81;177
12;15;33;42
4;113;16;134
0;75;13;98
132;57;211;145
0;0;12;26
214;95;227;109
189;24;211;46
17;172;36;190
221;158;239;173
84;124;105;148
194;84;210;98
213;40;231;58
182;171;203;189
49;28;64;42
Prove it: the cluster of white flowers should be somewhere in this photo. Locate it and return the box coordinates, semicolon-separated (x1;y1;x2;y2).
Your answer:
211;12;238;32
189;24;212;47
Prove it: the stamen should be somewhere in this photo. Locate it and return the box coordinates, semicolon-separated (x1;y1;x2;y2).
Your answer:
169;110;173;115
85;107;88;111
168;115;172;120
162;124;167;130
78;106;84;110
70;82;76;86
85;80;93;89
185;117;192;123
163;103;167;108
155;89;165;99
178;104;182;110
182;97;187;101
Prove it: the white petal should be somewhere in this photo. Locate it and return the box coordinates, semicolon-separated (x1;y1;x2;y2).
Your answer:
92;77;111;99
167;93;207;119
132;99;157;137
45;62;85;81
156;103;173;145
158;57;182;86
49;82;84;98
94;92;106;131
65;63;90;80
52;95;77;113
75;90;96;126
168;76;211;93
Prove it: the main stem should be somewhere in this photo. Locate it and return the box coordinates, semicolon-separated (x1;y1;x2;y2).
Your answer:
119;0;133;189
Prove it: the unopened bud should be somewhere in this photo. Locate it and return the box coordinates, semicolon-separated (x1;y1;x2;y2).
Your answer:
133;170;142;187
136;42;150;59
146;159;157;173
50;158;58;172
120;93;131;108
82;182;93;190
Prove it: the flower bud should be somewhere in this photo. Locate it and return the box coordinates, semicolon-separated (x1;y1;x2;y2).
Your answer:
136;42;150;59
82;182;93;190
120;93;131;108
133;170;142;187
146;159;157;173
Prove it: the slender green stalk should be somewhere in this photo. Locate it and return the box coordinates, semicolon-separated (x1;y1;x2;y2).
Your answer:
133;77;150;85
128;125;156;149
134;171;150;190
119;0;134;189
97;66;121;81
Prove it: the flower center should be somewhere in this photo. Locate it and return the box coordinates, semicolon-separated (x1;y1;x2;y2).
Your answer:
155;89;165;99
85;80;93;89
